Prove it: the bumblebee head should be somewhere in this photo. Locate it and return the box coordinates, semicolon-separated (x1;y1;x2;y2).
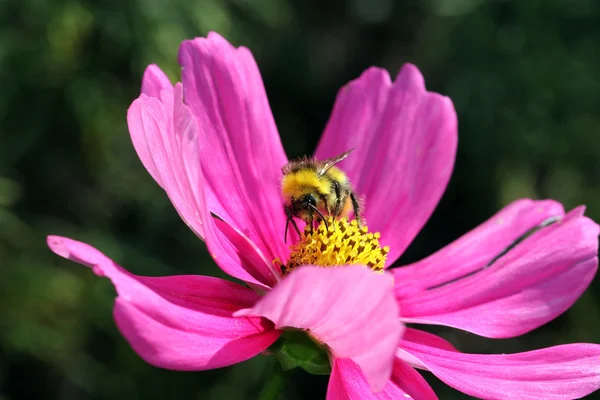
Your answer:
291;194;317;214
284;194;328;243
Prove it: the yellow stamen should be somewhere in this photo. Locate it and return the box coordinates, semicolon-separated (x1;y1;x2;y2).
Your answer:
278;217;389;275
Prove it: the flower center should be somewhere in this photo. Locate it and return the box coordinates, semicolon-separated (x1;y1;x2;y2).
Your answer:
279;217;389;275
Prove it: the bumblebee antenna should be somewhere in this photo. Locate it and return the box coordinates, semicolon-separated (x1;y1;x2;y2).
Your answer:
309;204;329;232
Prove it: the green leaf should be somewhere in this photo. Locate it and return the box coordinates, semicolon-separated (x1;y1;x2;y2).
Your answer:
269;330;331;375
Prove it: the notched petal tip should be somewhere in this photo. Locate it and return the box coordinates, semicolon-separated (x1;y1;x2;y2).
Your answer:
347;67;392;94
47;235;69;259
573;204;587;215
561;206;600;240
395;63;426;92
46;235;108;277
570;205;599;234
177;31;236;66
206;31;233;46
141;64;173;98
361;66;392;80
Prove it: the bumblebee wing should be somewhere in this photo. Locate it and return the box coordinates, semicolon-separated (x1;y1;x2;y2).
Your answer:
317;149;354;176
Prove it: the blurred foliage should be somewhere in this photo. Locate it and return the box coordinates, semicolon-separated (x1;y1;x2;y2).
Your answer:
1;0;600;398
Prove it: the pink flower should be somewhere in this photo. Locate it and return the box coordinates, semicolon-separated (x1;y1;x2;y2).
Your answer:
47;32;600;399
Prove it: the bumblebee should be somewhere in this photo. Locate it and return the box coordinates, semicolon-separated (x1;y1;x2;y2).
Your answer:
281;149;362;242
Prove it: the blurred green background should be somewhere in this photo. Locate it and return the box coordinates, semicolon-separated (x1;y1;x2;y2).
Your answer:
2;0;600;398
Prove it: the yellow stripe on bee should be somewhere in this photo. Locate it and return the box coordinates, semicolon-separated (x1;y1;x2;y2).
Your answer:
324;166;348;184
282;170;332;199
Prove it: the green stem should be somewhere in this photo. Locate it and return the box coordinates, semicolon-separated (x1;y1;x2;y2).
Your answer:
259;359;289;400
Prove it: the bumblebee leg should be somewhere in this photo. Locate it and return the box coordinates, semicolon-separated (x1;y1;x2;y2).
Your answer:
284;205;301;243
323;194;336;231
320;194;332;216
332;181;342;217
350;192;363;227
290;218;301;237
329;182;345;231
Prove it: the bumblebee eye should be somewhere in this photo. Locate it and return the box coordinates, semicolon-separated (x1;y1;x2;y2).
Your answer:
292;195;317;211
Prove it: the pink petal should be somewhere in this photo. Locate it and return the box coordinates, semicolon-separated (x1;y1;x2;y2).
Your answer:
395;63;426;92
393;199;565;296
141;64;173;98
402;328;457;352
314;64;458;265
235;266;403;392
128;82;279;289
127;83;202;235
397;207;599;338
47;235;280;370
178;32;290;264
401;337;600;400
396;329;458;370
327;358;437;400
129;65;173;189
